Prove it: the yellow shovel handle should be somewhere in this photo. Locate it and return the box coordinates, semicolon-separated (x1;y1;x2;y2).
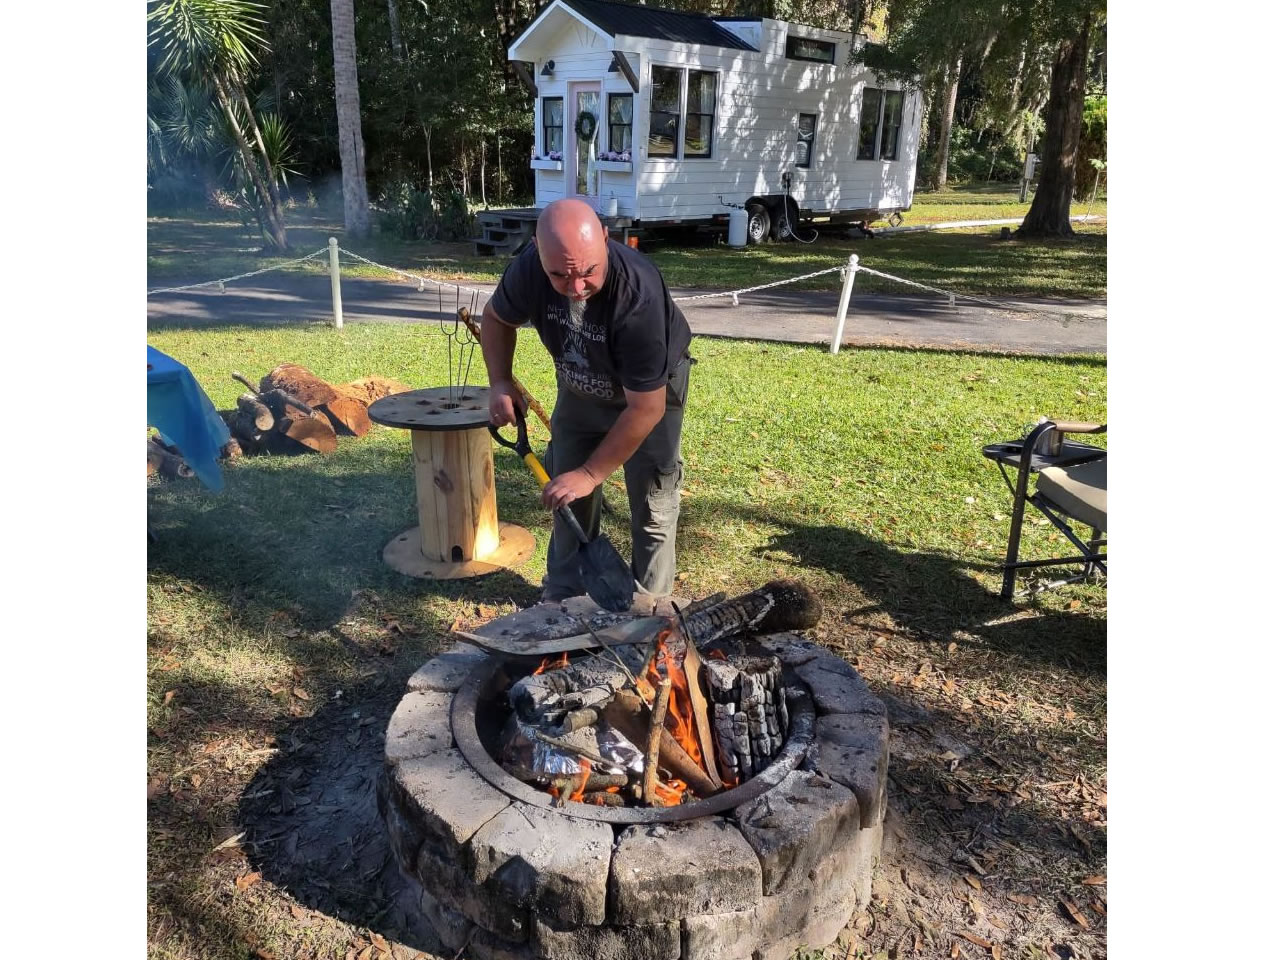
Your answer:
523;452;552;488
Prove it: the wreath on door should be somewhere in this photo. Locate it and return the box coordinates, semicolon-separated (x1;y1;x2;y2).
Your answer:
574;110;598;142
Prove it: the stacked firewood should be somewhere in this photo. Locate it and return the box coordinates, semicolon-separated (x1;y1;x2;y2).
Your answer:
148;366;410;479
224;363;405;455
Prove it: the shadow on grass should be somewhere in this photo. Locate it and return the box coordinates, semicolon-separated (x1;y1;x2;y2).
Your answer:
147;450;550;625
671;495;1105;679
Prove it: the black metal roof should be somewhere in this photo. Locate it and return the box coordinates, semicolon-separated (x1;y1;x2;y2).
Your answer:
557;0;758;51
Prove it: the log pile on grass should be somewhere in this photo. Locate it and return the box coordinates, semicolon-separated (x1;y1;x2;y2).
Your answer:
147;364;411;479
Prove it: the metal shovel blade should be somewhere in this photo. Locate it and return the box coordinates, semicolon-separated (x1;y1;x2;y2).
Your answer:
577;531;636;613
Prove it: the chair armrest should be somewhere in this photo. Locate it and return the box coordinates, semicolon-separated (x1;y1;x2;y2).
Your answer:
1049;421;1106;435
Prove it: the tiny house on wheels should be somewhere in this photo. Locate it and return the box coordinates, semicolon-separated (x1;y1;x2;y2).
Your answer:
474;0;922;253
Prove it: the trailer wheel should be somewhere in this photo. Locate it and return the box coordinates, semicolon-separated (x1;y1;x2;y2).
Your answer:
745;202;771;244
772;197;803;241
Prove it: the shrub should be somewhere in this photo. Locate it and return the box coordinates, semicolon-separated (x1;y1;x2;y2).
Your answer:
376;182;475;242
1073;94;1107;200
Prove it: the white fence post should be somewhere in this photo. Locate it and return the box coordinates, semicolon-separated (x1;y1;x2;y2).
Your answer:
829;253;859;355
328;237;344;329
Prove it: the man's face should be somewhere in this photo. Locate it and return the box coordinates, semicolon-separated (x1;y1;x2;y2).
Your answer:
535;224;608;301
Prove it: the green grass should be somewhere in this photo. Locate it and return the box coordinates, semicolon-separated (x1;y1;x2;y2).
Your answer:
147;326;1105;960
148;185;1107;300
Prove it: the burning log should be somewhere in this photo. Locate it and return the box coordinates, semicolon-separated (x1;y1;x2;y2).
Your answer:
705;655;786;783
641;676;672;806
603;690;719;798
581;790;625;806
679;640;723;790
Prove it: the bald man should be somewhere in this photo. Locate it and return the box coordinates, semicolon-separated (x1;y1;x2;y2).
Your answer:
480;198;692;603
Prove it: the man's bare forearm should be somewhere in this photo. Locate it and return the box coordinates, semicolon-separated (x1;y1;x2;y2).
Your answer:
480;301;518;385
581;390;665;482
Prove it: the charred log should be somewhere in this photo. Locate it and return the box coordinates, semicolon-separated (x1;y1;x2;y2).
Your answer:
681;580;822;650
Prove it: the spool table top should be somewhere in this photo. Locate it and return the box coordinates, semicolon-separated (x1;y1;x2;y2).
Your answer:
368;386;491;431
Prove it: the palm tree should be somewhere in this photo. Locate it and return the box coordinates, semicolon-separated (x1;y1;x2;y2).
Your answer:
329;0;371;239
147;0;290;249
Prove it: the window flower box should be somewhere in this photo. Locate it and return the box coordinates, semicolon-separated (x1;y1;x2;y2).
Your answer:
530;158;563;171
596;160;633;173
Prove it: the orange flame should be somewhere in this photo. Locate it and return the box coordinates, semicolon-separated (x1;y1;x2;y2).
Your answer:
568;759;591;803
640;634;716;803
653;779;687;806
532;651;570;676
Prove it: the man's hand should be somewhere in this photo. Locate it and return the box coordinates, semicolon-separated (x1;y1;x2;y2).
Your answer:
488;379;526;427
541;467;598;510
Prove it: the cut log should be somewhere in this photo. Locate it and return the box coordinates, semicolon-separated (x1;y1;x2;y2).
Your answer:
259;388;337;454
276;414;338;455
260;363;340;407
259;388;316;420
147;438;194;479
236;393;274;431
642;676;672;806
335;376;413;406
318;395;372;437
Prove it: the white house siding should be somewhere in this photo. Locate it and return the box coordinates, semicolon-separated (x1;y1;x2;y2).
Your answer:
625;19;920;221
527;15;642;215
511;8;920;223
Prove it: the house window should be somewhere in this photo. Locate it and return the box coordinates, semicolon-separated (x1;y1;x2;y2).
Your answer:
608;93;633;154
879;90;903;161
648;65;719;159
857;87;903;161
797;113;817;168
684;70;717;158
786;36;836;63
542;97;563;156
857;88;882;160
648;67;681;157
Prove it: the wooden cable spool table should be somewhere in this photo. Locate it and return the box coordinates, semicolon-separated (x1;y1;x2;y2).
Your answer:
369;386;535;579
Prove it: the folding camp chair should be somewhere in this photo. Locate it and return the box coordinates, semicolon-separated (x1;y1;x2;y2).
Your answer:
983;419;1107;600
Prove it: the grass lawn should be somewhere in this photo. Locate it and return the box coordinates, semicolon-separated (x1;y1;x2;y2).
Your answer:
147;324;1106;960
148;185;1107;301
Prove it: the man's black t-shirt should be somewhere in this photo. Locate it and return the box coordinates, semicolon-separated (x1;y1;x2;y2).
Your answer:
489;238;692;404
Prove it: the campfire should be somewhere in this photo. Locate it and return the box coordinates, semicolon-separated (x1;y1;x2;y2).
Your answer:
488;580;820;810
380;577;890;960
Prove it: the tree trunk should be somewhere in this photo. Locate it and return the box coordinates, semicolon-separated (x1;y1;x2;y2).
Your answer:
330;0;371;239
934;57;962;190
480;138;488;209
210;75;288;249
234;81;288;225
1017;18;1092;238
386;0;403;61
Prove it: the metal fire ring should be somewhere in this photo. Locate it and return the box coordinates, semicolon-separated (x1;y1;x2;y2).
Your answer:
450;655;815;825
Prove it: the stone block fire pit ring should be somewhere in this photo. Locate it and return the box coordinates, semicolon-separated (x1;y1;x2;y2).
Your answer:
379;632;890;960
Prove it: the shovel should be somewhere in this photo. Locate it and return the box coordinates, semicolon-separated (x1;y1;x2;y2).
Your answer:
489;414;636;613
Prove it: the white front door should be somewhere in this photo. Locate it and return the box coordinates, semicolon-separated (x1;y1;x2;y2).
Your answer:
566;82;602;202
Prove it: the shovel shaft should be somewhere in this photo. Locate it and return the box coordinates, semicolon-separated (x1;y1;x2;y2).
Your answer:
523;451;552;488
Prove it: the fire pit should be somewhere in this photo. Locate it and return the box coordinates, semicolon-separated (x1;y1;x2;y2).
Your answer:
378;588;889;960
